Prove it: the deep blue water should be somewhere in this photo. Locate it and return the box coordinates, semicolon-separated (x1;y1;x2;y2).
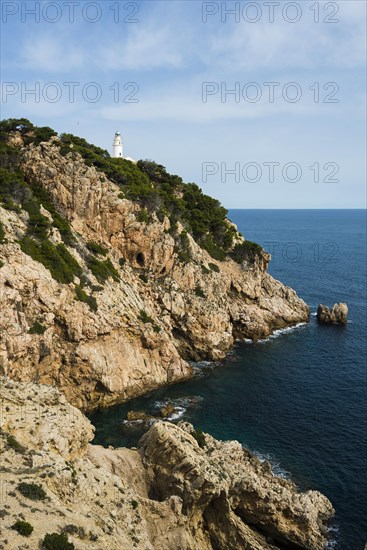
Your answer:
89;210;367;550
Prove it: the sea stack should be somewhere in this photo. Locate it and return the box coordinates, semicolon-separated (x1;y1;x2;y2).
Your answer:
317;303;348;324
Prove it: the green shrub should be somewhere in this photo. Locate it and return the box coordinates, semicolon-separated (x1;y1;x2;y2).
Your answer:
42;532;75;550
208;262;220;273
11;519;34;537
229;241;263;264
7;435;26;453
28;321;46;335
131;500;139;509
195;285;205;298
139;310;154;324
139;273;148;283
191;428;206;448
87;256;119;283
0;221;5;243
22;198;50;240
175;231;192;263
0;118;35;135
136;208;150;223
87;241;107;256
19;237;82;284
17;482;46;501
119;257;126;267
1;198;21;211
91;284;104;292
33;126;57;145
28;183;75;245
56;243;83;277
75;285;98;312
201;236;226;261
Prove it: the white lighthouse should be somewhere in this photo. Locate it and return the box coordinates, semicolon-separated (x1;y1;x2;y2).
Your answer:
112;131;123;158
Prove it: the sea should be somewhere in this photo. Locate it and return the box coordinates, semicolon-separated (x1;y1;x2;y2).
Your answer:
89;210;367;550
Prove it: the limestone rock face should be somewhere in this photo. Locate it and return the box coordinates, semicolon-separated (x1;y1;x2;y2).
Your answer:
140;422;334;550
0;378;334;550
317;303;348;324
0;139;309;410
0;377;155;549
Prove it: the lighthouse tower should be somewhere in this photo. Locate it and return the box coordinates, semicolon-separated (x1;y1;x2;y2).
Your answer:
112;131;123;158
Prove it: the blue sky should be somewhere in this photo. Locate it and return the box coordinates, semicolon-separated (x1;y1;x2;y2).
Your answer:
1;0;366;208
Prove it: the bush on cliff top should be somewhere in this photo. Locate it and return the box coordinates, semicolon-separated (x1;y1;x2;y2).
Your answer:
229;241;263;263
11;519;34;537
42;532;75;550
17;482;46;501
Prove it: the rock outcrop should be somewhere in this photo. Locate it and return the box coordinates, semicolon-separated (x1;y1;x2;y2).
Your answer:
0;377;334;550
317;303;348;325
0;135;309;410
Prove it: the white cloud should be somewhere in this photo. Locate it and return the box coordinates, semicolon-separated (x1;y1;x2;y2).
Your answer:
21;35;85;72
95;23;185;71
203;2;366;71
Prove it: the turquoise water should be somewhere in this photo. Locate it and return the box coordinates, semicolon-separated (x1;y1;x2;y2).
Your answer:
89;210;367;549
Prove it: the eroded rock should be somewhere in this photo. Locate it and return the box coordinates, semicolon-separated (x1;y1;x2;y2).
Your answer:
317;303;348;324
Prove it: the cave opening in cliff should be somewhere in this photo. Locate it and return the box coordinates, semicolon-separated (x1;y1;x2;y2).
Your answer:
136;252;145;267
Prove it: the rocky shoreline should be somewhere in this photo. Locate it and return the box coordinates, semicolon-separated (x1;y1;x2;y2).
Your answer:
0;134;309;411
0;377;334;550
0;126;337;549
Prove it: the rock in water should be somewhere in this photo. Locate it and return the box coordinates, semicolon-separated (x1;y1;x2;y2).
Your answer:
317;303;348;324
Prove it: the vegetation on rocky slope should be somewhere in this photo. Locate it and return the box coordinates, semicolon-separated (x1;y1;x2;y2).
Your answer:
0;117;262;265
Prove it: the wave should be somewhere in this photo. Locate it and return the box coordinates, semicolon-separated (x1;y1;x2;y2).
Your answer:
122;395;204;431
325;524;340;549
251;449;292;480
191;360;222;377
256;322;308;343
153;395;204;422
166;406;186;421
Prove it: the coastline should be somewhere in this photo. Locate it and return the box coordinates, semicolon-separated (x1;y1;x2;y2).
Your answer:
0;376;334;550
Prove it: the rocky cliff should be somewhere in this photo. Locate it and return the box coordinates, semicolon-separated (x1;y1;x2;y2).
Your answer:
0;126;309;410
0;377;333;550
